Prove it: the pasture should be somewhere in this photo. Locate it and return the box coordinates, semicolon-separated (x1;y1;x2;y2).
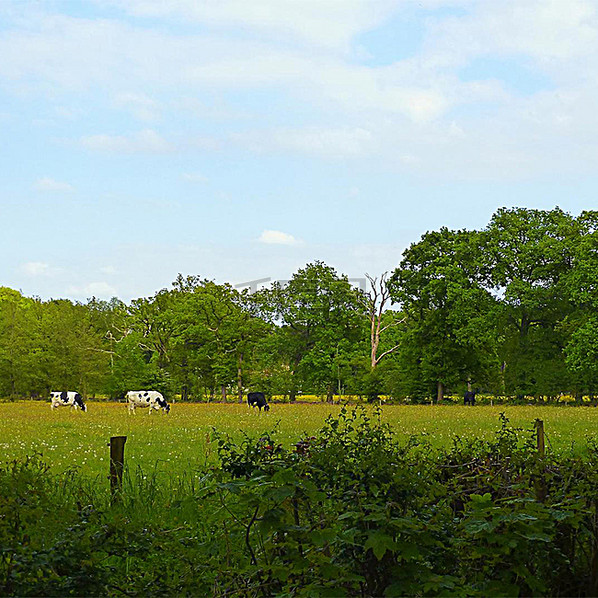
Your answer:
2;401;598;479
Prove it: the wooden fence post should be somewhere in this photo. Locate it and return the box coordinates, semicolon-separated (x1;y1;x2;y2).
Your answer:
109;435;127;501
535;419;545;458
534;420;546;501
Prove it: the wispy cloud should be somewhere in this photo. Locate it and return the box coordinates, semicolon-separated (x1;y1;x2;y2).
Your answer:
234;127;374;159
113;91;160;121
34;177;74;192
80;129;172;153
108;0;398;53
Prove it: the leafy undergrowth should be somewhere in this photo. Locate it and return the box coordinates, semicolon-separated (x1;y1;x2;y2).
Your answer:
2;408;598;596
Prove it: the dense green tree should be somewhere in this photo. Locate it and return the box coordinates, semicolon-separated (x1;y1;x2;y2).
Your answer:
85;297;135;397
0;289;39;397
390;228;499;402
127;289;183;397
481;207;582;396
38;299;109;396
0;291;110;398
170;275;268;401
257;262;366;401
562;211;598;397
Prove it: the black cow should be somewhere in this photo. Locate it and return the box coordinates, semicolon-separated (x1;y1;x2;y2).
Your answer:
247;392;270;411
464;390;476;406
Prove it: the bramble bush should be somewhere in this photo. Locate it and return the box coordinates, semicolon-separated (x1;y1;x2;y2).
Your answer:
3;409;598;596
210;408;598;596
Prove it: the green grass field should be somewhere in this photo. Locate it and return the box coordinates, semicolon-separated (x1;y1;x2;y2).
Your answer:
3;401;598;480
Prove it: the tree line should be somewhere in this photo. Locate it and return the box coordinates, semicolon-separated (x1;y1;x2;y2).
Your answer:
2;206;597;402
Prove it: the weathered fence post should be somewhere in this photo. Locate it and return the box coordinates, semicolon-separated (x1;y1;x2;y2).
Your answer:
534;420;546;501
109;435;127;501
535;419;545;458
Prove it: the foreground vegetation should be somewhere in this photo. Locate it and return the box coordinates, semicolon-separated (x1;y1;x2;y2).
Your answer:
2;206;598;403
3;407;598;597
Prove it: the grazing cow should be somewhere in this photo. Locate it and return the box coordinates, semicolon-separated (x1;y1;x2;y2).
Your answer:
126;390;170;414
464;390;476;406
50;391;87;412
247;391;270;412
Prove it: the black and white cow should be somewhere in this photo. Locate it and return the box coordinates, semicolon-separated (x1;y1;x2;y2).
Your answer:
126;390;170;414
50;391;87;412
247;391;270;411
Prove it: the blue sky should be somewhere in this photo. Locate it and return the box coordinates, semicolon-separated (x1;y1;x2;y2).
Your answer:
2;0;598;301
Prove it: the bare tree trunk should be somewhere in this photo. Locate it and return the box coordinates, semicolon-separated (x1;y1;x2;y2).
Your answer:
326;385;334;403
371;331;379;369
437;380;444;403
221;384;227;402
289;362;299;402
237;352;244;403
364;273;403;370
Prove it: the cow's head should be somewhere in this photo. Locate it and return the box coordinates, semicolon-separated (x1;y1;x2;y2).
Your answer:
74;393;87;411
157;397;170;413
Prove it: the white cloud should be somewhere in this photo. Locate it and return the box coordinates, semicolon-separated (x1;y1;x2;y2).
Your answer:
2;1;598;180
80;129;172;153
258;230;301;245
234;127;374;159
430;0;598;65
34;177;74;192
0;12;459;124
99;265;116;274
66;281;118;298
21;261;52;276
108;0;398;53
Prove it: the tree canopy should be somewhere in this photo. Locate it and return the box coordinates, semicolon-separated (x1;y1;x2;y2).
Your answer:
2;207;597;402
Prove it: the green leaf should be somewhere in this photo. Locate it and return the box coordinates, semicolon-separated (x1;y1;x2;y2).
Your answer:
364;531;397;560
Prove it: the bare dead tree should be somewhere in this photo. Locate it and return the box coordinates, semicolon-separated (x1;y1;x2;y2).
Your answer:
363;273;404;369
